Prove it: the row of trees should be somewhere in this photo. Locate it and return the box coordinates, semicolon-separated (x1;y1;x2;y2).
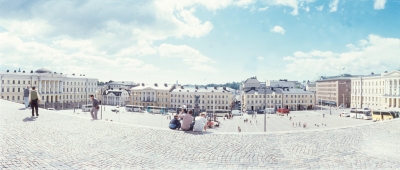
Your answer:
206;82;241;90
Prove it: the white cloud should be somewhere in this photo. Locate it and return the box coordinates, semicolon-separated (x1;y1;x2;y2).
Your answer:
374;0;386;10
258;6;269;11
268;0;299;15
283;35;400;77
257;57;264;60
315;5;324;11
157;44;217;72
305;7;310;12
329;0;339;12
270;26;286;35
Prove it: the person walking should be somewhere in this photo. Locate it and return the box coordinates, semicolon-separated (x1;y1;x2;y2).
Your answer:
23;86;30;109
90;95;99;120
28;87;41;117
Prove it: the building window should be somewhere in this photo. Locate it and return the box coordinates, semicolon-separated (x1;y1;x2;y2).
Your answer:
18;96;20;100
12;88;15;92
23;81;25;84
18;88;20;92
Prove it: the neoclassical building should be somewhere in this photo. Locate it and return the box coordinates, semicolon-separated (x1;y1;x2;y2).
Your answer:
102;89;130;106
240;77;314;111
351;70;400;111
130;83;173;107
0;68;98;109
170;86;234;111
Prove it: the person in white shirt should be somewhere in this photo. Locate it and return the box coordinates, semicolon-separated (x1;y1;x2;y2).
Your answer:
193;113;207;132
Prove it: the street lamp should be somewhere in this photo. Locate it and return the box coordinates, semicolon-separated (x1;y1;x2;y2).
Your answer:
263;86;267;132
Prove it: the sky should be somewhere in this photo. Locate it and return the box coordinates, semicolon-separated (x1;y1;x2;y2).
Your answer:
0;0;399;85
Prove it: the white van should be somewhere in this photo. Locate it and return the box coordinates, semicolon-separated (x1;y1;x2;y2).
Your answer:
81;104;93;112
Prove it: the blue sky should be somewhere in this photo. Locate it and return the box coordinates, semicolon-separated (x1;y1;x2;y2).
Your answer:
0;0;399;84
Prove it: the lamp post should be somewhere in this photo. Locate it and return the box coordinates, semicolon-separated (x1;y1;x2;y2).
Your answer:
264;86;267;132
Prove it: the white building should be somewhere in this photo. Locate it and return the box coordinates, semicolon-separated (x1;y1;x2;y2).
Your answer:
170;86;234;111
102;90;130;106
0;68;98;109
241;77;314;111
351;70;400;111
266;79;297;89
130;83;173;108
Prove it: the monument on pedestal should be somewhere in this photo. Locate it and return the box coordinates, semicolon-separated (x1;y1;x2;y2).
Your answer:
194;95;200;117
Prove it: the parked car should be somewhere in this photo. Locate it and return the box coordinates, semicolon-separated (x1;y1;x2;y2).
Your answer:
341;112;350;117
257;110;265;114
247;110;255;114
111;109;118;112
47;108;55;110
232;110;243;116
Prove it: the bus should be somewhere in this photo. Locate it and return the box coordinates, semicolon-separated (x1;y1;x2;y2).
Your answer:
206;110;231;117
125;105;144;112
372;110;399;121
146;106;167;114
81;104;93;112
350;108;372;120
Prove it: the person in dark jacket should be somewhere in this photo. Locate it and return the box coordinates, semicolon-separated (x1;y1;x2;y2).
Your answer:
28;87;41;117
90;95;99;120
169;115;181;130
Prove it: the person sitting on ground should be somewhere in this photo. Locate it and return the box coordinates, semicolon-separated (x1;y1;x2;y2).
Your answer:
207;120;214;128
193;113;207;132
169;115;181;130
215;121;220;127
179;110;194;131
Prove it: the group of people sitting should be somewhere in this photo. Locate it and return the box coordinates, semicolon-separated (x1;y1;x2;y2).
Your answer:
169;109;219;132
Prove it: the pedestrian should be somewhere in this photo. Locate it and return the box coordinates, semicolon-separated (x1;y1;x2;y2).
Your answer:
292;122;294;127
289;117;292;121
90;95;99;120
238;126;241;132
28;87;41;117
23;86;30;109
299;122;301;126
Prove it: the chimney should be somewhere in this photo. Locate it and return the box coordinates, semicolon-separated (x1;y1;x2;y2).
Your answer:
164;83;167;87
119;88;122;90
30;70;33;73
181;86;184;89
23;71;25;73
14;70;16;73
195;86;198;90
60;73;62;75
223;87;226;90
205;86;208;89
72;73;75;76
6;70;9;72
142;83;145;86
371;72;374;75
214;86;217;90
154;83;158;87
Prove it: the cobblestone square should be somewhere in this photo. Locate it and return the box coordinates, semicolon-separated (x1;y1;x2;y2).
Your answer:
2;100;400;169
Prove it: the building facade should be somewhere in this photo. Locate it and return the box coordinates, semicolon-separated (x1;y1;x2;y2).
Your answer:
316;76;352;108
0;68;98;109
130;83;173;107
170;86;234;111
102;90;130;106
241;77;315;111
351;70;400;111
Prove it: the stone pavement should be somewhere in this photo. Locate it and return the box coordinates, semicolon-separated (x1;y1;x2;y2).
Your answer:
58;106;374;133
1;99;400;169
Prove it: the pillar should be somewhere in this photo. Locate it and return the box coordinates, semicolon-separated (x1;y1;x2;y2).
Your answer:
397;79;399;96
53;80;55;94
44;80;47;94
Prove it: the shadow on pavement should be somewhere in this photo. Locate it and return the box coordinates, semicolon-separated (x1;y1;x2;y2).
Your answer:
19;108;27;110
22;117;36;122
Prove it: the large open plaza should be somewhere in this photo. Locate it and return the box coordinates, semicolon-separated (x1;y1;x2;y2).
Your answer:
2;99;400;169
57;105;375;133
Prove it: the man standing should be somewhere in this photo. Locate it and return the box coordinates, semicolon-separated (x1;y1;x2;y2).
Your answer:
90;95;99;120
23;86;30;109
28;87;41;117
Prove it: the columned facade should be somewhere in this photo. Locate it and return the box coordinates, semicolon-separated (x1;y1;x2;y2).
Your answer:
351;70;400;111
0;68;98;110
